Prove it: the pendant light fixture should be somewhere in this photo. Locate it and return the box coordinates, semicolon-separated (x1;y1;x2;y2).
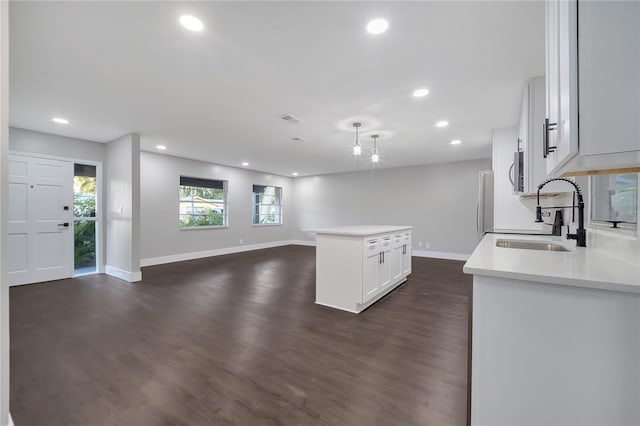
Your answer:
352;122;362;156
371;134;380;163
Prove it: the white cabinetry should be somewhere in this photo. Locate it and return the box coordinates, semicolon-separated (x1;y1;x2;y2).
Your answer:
470;274;640;425
544;0;640;176
390;234;403;283
363;244;380;302
519;76;567;195
315;226;412;314
401;232;412;275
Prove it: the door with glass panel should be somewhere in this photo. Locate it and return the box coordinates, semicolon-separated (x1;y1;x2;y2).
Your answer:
8;155;74;285
73;164;98;274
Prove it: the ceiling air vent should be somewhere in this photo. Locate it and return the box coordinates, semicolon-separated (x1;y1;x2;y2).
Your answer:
292;137;307;142
280;114;302;124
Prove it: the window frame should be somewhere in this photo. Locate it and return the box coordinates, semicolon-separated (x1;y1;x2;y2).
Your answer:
73;161;102;277
251;184;283;226
179;176;228;230
588;173;638;232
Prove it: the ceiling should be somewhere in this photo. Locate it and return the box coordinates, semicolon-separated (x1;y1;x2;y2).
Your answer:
9;1;544;177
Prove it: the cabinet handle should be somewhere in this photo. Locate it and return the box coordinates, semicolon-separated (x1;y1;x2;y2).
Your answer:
57;222;69;227
508;162;515;187
543;118;558;158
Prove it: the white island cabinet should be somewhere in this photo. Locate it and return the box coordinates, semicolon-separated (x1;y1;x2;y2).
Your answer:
314;226;412;314
464;233;640;425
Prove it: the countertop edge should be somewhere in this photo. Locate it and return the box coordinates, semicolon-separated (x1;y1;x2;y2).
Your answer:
313;226;413;236
463;265;640;295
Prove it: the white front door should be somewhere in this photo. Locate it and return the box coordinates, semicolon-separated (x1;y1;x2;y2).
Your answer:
8;155;74;286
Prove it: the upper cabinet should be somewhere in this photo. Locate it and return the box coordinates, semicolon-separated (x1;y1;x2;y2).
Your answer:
517;76;566;195
544;0;579;175
544;0;640;176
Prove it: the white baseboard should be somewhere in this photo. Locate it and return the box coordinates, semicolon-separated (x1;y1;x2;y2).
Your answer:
9;412;13;426
105;265;142;282
412;249;470;261
140;240;294;267
139;240;468;269
290;240;316;246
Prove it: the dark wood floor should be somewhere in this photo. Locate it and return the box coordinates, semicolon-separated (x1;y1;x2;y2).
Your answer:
10;246;472;426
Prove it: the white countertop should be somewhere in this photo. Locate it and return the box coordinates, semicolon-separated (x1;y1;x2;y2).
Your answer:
464;233;640;294
311;225;412;236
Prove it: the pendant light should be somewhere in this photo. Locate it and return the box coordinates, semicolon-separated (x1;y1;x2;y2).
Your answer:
371;134;380;163
352;122;362;156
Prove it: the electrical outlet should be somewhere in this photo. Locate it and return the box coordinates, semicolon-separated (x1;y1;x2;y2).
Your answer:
424;242;431;249
418;242;423;247
239;239;244;244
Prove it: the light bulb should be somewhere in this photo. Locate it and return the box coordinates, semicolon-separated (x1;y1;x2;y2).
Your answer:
367;19;389;35
180;15;204;32
371;153;379;163
353;145;362;156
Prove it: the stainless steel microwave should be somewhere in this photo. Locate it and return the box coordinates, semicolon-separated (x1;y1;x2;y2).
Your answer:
509;150;524;193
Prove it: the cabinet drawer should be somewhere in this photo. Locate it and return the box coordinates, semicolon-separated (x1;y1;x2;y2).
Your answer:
363;237;380;257
380;235;393;248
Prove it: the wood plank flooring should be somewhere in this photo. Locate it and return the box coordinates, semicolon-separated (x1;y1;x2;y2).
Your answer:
10;246;472;425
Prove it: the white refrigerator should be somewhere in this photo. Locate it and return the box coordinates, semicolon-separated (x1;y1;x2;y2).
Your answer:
476;170;494;240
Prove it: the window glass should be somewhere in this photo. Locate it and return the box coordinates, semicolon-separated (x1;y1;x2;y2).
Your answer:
179;176;227;227
74;164;97;273
591;173;637;225
253;185;282;225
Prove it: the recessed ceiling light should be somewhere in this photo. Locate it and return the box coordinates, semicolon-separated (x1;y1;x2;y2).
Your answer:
156;145;167;150
366;18;389;35
436;120;449;128
52;117;69;124
292;172;299;176
412;88;429;98
242;162;249;166
179;15;204;32
450;139;462;145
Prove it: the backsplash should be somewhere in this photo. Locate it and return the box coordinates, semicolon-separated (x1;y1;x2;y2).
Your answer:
588;226;640;266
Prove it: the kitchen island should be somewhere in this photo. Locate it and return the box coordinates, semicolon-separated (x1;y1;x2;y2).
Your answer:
314;225;412;313
464;232;640;425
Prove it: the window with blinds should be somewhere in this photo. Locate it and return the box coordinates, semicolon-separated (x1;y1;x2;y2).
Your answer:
252;185;282;225
179;176;227;228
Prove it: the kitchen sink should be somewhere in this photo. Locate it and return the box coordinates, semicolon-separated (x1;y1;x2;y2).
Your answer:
495;239;570;252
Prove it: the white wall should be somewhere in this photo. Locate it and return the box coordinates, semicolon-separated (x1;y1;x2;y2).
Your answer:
140;151;294;264
9;127;105;162
0;2;9;424
291;159;492;258
105;134;141;281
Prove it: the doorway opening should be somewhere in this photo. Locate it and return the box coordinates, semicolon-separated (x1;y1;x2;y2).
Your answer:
73;163;97;275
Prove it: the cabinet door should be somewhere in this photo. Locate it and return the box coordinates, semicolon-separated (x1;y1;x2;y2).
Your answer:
378;248;392;290
545;0;560;173
391;244;403;282
363;251;379;302
545;0;579;175
578;0;640;157
402;242;412;276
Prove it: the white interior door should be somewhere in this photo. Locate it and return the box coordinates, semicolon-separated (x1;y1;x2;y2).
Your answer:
8;155;74;286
